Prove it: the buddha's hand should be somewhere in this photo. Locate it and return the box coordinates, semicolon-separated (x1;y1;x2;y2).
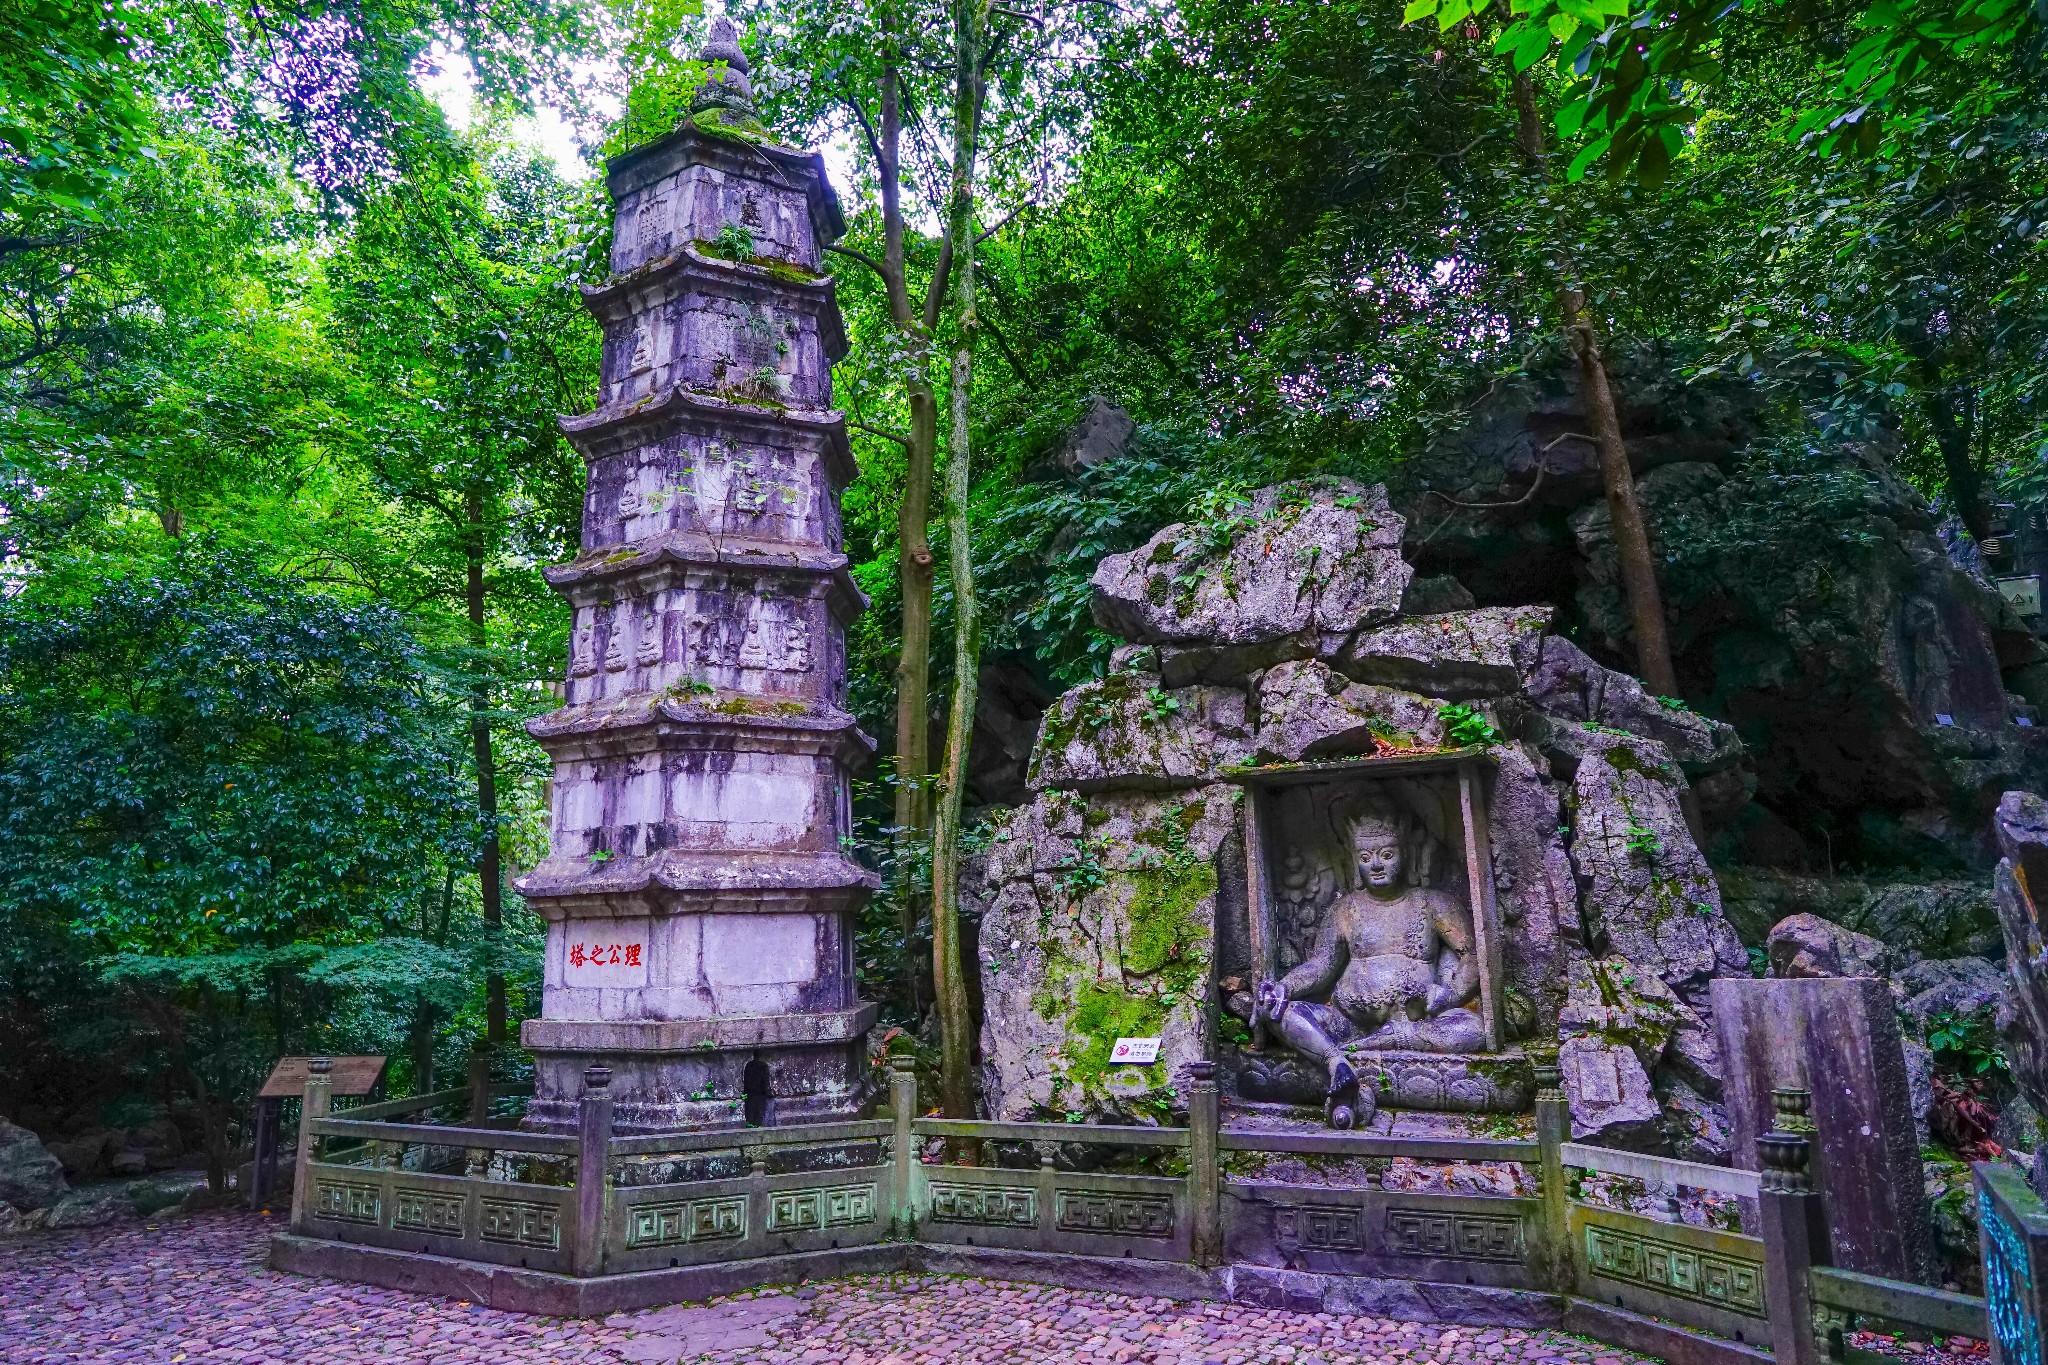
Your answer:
1423;983;1456;1015
1253;978;1289;1025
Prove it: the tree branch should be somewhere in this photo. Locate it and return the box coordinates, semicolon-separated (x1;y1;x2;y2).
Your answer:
825;242;891;282
851;421;913;449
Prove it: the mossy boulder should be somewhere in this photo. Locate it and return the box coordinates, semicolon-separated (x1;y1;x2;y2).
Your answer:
1028;670;1252;793
1089;478;1409;673
1567;732;1749;1007
1337;605;1552;700
1251;659;1443;763
974;786;1241;1122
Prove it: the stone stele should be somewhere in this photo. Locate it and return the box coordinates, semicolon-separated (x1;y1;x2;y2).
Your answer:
1711;976;1938;1284
515;22;877;1134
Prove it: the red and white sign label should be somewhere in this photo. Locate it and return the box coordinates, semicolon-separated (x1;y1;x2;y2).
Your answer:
1109;1037;1161;1065
562;926;649;987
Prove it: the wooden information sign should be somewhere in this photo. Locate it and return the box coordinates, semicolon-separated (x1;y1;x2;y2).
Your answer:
258;1055;387;1100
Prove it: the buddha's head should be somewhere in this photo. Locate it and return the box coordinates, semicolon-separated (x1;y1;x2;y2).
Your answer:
1350;808;1409;892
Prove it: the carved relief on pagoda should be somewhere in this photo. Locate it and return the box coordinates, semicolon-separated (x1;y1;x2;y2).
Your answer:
599;287;830;411
563;589;836;706
593;438;828;546
609;164;819;277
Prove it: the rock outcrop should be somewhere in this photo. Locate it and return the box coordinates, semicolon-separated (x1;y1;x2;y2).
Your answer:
1387;352;2048;872
0;1119;68;1212
975;477;1751;1144
1992;790;2048;1183
1091;479;1410;686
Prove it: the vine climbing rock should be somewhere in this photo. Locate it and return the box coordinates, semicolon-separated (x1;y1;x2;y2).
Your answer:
975;477;1753;1146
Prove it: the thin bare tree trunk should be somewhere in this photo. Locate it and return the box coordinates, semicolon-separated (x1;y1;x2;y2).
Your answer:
464;490;506;1044
929;0;990;1122
872;7;949;1018
1510;72;1678;699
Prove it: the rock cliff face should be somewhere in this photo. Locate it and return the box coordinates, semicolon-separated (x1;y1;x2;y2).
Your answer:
973;477;1750;1150
1385;353;2048;875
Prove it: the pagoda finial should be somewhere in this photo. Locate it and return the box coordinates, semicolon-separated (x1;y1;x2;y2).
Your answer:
691;16;759;123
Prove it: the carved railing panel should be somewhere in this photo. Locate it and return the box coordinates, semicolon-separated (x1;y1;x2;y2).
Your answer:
1569;1204;1769;1347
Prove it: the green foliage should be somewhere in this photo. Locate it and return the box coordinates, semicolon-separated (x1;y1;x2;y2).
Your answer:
0;552;481;950
1438;703;1503;748
1928;1008;2010;1078
715;221;757;259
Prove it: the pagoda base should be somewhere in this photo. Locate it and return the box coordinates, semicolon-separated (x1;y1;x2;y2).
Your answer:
521;1004;879;1134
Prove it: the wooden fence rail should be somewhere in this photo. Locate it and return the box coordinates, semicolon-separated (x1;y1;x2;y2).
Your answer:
279;1055;2041;1364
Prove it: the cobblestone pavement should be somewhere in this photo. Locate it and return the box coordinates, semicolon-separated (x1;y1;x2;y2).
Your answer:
0;1210;1664;1365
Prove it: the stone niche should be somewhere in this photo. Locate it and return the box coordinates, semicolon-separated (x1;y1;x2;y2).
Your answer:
1222;753;1534;1115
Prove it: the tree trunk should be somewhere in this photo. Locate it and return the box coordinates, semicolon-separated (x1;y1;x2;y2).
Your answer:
464;492;506;1045
894;382;938;1011
1509;71;1678;699
1565;292;1679;698
412;995;438;1094
1919;382;1993;544
929;0;989;1122
875;11;947;1017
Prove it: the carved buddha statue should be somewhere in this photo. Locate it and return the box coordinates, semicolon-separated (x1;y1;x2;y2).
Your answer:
1253;805;1484;1128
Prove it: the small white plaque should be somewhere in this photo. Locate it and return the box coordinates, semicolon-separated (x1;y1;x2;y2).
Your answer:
562;926;649;987
1935;713;1956;727
1997;575;2042;616
1109;1037;1161;1065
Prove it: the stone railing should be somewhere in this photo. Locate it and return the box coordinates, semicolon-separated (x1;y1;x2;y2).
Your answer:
273;1057;2044;1363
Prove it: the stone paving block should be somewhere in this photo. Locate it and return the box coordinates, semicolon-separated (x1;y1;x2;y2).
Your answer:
0;1210;1664;1365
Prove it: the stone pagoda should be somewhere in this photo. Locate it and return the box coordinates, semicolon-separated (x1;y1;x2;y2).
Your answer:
516;20;877;1134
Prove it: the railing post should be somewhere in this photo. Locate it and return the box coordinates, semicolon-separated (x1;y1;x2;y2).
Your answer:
290;1057;332;1234
889;1055;918;1236
1534;1056;1574;1295
1188;1060;1222;1267
1760;1088;1824;1365
573;1065;614;1278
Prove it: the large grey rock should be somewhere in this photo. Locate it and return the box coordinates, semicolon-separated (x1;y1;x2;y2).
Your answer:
1572;458;2032;831
1567;733;1748;1005
1489;745;1579;1038
1250;659;1442;763
1660;1078;1734;1165
1090;478;1409;660
1559;952;1720;1098
0;1120;67;1211
976;786;1240;1121
1338;605;1552;700
1895;955;2009;1036
1400;574;1476;614
1766;912;1893;980
1992;789;2048;1127
1057;396;1137;473
965;657;1054;806
1558;1034;1662;1146
1029;671;1251;793
1521;635;1741;770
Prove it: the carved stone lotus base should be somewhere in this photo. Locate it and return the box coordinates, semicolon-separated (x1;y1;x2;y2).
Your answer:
1223;1045;1533;1113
